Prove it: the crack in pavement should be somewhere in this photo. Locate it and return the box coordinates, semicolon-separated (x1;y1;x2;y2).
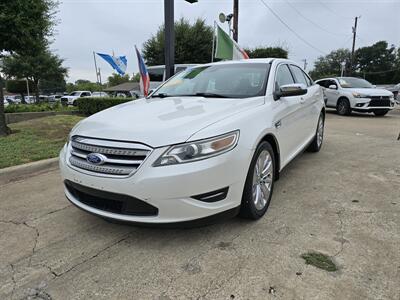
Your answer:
23;221;40;267
9;263;17;300
40;231;133;279
333;209;346;257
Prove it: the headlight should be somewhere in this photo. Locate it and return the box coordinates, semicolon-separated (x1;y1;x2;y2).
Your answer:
153;130;239;166
352;92;368;98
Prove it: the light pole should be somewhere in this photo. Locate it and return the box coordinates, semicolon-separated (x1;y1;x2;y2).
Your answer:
164;0;198;80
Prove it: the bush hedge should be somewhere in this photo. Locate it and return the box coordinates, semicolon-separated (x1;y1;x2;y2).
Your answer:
5;103;77;113
76;97;134;116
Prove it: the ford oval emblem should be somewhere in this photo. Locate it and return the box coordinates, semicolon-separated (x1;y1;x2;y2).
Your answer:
86;153;107;165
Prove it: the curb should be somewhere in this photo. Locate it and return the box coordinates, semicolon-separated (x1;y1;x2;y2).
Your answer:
0;158;59;185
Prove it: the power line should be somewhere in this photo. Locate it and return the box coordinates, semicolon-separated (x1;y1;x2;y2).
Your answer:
258;0;327;55
316;0;354;20
283;0;349;37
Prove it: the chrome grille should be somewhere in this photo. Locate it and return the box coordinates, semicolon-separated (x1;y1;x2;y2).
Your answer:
68;136;152;177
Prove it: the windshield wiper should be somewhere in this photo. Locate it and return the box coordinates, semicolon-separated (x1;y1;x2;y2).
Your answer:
192;92;229;98
151;93;172;98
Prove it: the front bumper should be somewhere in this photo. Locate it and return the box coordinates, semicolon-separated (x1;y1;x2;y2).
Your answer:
352;97;395;111
59;143;251;224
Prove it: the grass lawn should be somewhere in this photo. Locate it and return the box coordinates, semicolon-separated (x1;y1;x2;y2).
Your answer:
0;115;84;169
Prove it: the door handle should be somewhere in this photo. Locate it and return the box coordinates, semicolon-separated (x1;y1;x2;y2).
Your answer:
275;120;282;129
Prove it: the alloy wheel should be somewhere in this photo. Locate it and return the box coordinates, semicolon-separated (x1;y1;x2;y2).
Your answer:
317;116;324;147
252;150;273;210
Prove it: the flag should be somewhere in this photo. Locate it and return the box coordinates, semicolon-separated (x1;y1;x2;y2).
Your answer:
96;53;127;75
215;25;249;60
135;46;150;97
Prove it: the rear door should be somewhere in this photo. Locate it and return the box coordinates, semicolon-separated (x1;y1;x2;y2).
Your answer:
289;65;321;141
272;64;307;166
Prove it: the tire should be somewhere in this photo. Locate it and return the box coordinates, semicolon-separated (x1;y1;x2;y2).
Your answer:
336;98;351;116
307;113;324;152
373;110;389;116
240;141;275;220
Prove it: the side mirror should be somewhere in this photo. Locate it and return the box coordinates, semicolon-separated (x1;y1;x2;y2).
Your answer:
328;85;337;90
274;83;307;100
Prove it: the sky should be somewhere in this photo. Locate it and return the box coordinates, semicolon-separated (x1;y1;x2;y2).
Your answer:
52;0;400;83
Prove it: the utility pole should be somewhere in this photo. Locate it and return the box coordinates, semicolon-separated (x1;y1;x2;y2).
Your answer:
350;16;359;75
164;0;175;80
301;59;307;70
233;0;239;42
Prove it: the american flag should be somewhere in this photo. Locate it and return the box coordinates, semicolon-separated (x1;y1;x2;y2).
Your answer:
135;46;150;97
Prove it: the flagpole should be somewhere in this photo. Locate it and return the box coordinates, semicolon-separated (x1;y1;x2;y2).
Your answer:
93;51;99;84
211;21;216;62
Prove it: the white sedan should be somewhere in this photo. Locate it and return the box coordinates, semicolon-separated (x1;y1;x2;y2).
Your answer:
60;59;325;225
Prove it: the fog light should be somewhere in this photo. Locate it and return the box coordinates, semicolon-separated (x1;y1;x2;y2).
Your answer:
356;103;364;107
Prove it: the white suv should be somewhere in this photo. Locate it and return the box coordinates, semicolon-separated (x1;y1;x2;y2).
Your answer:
60;59;325;225
61;91;92;106
316;77;395;116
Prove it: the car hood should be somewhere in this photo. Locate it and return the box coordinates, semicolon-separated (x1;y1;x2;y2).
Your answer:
72;96;264;147
345;88;393;96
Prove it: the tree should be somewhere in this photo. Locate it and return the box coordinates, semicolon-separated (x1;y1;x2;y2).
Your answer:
355;41;397;84
107;73;131;87
0;0;58;136
309;49;351;80
143;18;213;65
66;80;104;93
5;80;35;103
244;47;288;59
2;47;68;102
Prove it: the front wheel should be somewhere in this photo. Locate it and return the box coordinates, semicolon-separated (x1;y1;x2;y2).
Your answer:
373;110;389;116
240;141;275;220
307;113;324;152
336;98;351;116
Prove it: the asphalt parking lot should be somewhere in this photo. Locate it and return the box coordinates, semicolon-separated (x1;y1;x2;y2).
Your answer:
1;109;399;300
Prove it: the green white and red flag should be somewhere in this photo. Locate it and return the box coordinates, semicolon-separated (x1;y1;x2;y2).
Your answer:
214;24;249;60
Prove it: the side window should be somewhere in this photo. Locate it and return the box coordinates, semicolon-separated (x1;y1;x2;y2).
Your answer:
316;80;326;87
148;68;164;81
303;72;313;86
175;66;186;74
289;65;308;86
275;64;294;90
326;80;337;88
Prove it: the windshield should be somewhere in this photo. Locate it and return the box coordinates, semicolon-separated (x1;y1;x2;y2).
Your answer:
69;92;81;96
338;77;373;88
152;63;270;99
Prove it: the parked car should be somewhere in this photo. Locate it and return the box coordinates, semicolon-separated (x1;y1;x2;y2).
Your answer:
60;59;325;225
61;91;92;106
47;94;62;103
387;83;400;103
89;92;108;98
148;64;197;91
5;95;22;104
24;96;36;104
315;77;395;116
3;99;9;107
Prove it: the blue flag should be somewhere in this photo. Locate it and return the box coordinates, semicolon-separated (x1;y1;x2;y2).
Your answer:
97;53;127;75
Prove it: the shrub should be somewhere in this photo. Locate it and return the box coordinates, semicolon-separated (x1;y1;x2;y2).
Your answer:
76;97;134;116
5;102;77;113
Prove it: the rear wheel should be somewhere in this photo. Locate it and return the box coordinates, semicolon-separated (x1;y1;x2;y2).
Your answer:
336;98;351;115
240;141;275;220
307;113;324;152
373;110;389;116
